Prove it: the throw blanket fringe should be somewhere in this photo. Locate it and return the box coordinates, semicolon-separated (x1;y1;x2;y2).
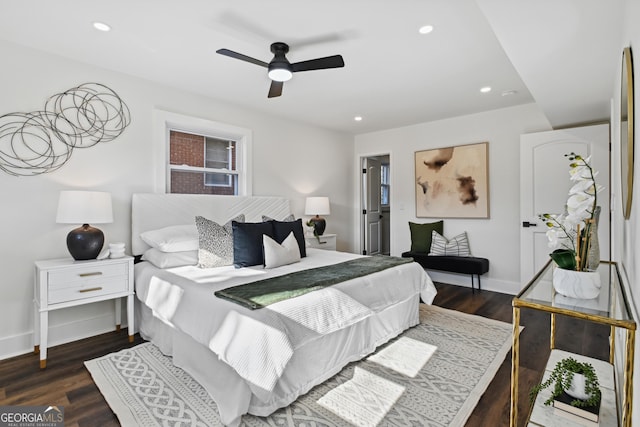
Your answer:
215;255;413;309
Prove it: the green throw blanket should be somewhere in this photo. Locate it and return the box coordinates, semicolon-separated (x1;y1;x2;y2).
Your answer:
215;255;414;309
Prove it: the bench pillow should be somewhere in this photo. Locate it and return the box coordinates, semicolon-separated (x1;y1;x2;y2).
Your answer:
409;220;444;253
430;230;471;256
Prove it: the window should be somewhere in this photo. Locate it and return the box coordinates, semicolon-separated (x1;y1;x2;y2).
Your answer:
381;163;390;206
168;131;239;195
204;137;236;188
154;109;252;195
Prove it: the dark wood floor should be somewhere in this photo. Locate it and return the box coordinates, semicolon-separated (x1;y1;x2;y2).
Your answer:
0;283;610;427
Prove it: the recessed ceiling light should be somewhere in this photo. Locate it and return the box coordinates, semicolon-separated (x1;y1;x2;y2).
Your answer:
354;116;363;122
92;21;111;32
418;25;434;35
501;90;518;96
480;86;492;93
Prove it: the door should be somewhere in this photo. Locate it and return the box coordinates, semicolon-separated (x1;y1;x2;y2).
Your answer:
520;124;609;284
362;157;382;255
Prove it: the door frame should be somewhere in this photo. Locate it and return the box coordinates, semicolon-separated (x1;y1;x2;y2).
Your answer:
359;152;392;256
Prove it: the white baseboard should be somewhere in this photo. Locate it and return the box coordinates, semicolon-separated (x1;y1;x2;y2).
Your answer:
427;271;521;295
0;313;130;361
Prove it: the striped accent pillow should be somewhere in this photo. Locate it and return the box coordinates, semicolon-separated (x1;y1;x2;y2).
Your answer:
430;231;471;256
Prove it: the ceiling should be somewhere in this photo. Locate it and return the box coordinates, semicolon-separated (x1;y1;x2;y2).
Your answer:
0;0;626;134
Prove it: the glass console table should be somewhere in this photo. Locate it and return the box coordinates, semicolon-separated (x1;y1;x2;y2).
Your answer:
510;261;636;427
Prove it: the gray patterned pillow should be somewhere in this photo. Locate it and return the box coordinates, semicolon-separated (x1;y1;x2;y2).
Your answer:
195;214;245;268
429;230;471;256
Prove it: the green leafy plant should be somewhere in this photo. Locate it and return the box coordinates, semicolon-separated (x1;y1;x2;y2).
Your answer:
529;357;601;407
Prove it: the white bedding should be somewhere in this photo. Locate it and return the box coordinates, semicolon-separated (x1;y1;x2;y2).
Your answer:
135;248;437;425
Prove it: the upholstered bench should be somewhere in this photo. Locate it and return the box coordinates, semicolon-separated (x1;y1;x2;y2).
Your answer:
401;251;489;293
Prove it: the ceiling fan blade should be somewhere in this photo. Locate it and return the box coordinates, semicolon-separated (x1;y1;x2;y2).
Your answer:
291;55;344;72
268;81;283;98
216;48;268;67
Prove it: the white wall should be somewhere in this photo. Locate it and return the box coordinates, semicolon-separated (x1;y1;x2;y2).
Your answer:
354;103;551;294
613;1;640;424
0;40;354;359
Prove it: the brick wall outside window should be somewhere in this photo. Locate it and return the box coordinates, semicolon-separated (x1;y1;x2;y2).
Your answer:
169;130;237;195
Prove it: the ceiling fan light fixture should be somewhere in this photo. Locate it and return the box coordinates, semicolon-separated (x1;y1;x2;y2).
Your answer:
268;66;292;82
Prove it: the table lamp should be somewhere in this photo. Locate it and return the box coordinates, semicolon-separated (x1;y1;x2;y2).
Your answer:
304;196;330;236
56;191;113;260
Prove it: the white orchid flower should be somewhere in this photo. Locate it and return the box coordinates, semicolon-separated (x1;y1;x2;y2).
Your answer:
569;165;592;181
546;229;560;248
541;153;601;271
567;192;594;211
569;179;595;195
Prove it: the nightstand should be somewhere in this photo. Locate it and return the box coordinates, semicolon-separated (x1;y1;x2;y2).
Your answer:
34;256;134;368
305;233;337;251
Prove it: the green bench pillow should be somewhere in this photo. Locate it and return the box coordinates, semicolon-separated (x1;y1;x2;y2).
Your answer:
409;220;443;253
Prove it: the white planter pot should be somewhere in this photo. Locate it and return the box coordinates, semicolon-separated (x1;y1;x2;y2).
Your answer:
553;268;601;299
565;373;593;401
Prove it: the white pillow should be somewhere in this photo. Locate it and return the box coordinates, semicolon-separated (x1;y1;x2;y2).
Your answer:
140;224;198;252
430;230;471;256
263;232;301;269
141;248;198;269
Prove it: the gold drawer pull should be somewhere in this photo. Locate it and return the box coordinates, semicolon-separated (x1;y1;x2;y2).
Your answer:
79;272;103;277
79;287;103;293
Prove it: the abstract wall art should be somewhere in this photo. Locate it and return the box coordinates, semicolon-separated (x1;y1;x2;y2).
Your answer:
415;141;489;218
0;83;131;176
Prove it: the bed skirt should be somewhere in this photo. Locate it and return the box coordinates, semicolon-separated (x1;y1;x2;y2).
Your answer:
136;295;421;426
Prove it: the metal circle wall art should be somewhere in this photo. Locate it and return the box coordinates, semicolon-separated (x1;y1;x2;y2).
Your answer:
0;83;131;176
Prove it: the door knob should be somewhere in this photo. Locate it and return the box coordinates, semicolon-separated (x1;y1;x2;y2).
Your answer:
522;221;538;228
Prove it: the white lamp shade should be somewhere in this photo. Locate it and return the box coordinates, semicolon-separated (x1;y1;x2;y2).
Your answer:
56;191;113;224
305;197;330;216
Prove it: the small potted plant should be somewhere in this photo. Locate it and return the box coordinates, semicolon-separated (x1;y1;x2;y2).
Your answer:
530;357;601;408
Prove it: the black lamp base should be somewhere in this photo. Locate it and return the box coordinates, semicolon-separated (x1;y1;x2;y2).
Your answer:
67;224;104;260
309;216;326;236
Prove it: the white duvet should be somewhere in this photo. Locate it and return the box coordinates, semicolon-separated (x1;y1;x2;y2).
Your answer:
135;249;437;419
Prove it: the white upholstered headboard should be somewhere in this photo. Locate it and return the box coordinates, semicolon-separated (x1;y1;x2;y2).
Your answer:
131;193;291;255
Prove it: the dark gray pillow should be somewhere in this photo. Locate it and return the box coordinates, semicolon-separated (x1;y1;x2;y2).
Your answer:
409;220;444;253
233;221;275;268
272;219;306;258
262;214;295;222
195;214;245;268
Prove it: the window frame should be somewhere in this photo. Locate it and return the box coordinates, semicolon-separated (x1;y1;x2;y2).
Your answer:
153;109;252;195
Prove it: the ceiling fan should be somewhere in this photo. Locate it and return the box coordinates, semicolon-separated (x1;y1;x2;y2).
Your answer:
216;42;345;98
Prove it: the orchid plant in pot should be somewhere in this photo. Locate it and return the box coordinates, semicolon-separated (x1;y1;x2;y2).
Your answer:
539;153;604;299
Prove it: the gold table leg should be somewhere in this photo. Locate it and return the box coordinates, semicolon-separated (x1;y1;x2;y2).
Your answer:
610;325;615;364
622;329;635;427
511;306;520;427
550;313;556;349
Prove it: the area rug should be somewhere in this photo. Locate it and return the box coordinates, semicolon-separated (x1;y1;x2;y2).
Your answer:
85;304;514;426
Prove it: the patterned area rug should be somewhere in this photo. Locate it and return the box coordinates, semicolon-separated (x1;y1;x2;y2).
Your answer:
85;304;514;426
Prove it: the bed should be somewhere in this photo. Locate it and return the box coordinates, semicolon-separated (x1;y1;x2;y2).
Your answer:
131;193;437;426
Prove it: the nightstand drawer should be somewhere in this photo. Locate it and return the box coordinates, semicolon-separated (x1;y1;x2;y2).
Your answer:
305;234;337;251
48;262;128;287
48;276;128;304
